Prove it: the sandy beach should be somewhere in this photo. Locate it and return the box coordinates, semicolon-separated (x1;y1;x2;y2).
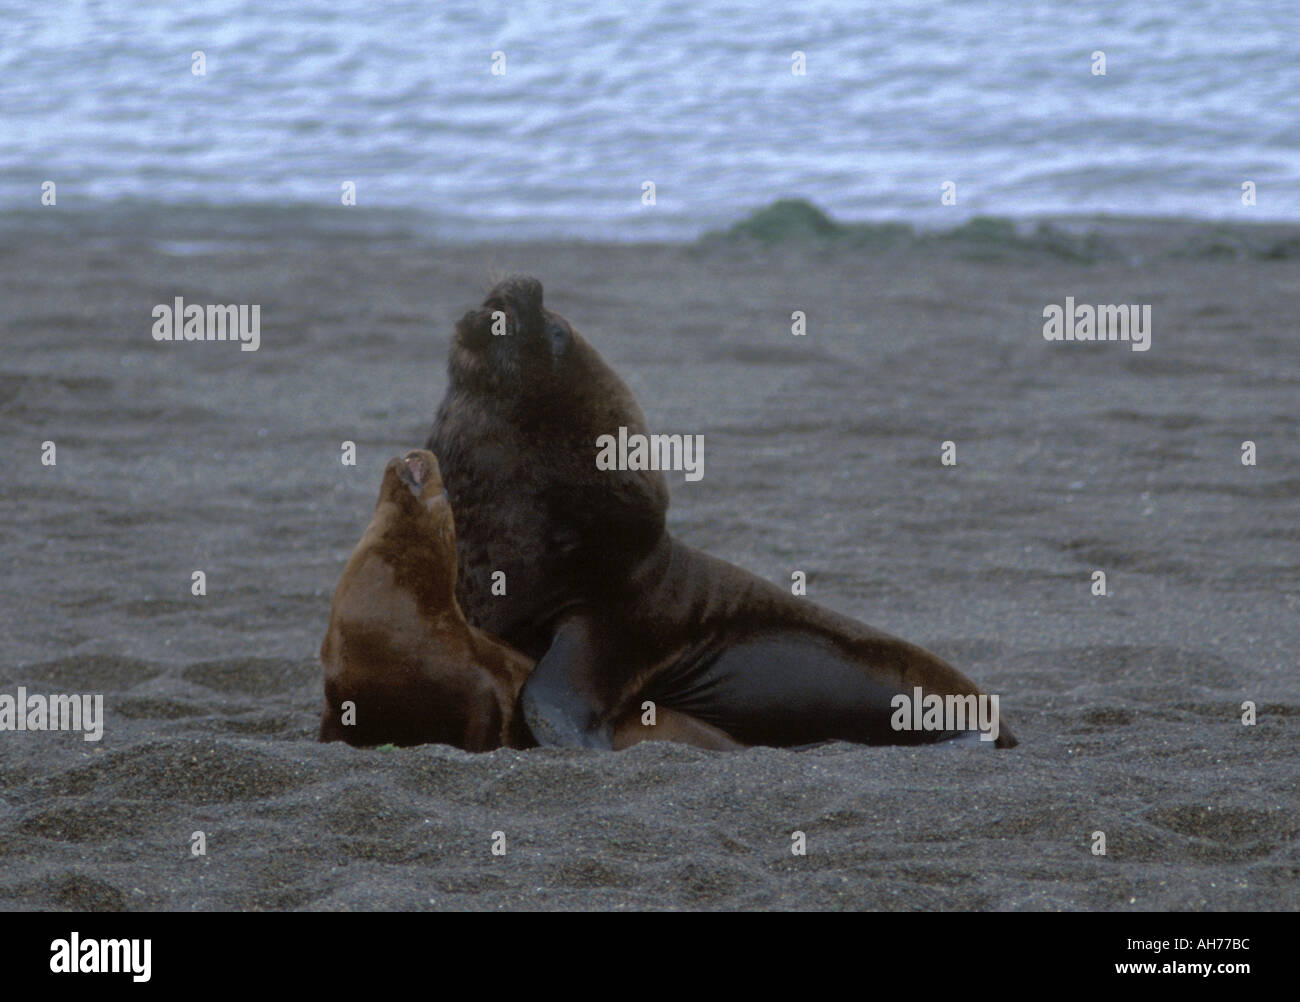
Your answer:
0;212;1296;910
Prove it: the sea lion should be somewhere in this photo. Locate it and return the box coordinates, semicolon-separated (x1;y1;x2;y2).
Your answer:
318;449;534;749
319;449;742;751
427;276;1018;750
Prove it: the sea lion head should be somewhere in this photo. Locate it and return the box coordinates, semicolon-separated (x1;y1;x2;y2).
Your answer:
378;448;448;513
433;277;672;633
448;276;638;419
450;275;568;396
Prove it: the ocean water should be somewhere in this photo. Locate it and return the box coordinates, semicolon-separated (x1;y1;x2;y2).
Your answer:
2;0;1298;240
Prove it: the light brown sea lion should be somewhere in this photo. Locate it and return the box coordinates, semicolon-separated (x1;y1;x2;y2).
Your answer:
319;449;741;751
426;277;1018;750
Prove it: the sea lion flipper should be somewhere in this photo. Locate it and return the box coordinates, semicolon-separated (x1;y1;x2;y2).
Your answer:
520;616;613;749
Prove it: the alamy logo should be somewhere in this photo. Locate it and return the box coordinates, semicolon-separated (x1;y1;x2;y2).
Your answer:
0;687;104;741
596;426;704;481
152;298;261;351
1042;297;1151;351
50;933;151;982
890;687;1001;742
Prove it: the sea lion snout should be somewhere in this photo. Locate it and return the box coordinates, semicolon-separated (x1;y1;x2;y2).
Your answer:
382;449;444;501
402;449;437;488
454;277;545;349
484;276;544;327
455;307;498;350
452;275;576;387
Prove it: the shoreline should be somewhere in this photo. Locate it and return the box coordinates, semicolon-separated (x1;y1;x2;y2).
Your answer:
3;200;1299;261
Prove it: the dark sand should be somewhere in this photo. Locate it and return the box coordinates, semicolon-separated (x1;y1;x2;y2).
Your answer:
0;216;1296;910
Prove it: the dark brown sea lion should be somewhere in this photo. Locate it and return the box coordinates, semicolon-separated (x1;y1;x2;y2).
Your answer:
319;449;741;751
426;276;1018;750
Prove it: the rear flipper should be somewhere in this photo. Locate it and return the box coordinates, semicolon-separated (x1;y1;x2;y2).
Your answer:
663;634;1017;748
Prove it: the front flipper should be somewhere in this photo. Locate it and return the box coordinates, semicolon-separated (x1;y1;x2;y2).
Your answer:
521;615;613;749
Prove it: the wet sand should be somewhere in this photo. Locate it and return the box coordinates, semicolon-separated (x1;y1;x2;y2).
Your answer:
0;216;1296;910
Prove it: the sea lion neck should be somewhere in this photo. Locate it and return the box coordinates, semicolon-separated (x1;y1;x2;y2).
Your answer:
365;490;460;614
